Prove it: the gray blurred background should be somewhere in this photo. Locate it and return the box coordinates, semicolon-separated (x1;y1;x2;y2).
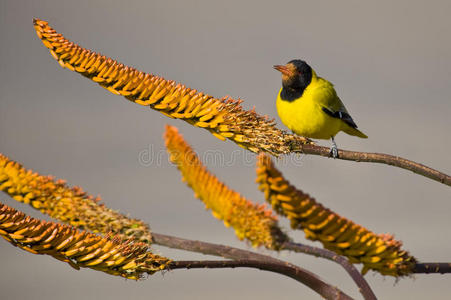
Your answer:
1;1;450;299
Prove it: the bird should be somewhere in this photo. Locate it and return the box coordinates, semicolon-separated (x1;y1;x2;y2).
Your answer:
273;59;367;157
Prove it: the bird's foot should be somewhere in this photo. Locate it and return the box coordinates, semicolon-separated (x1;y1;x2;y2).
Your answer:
329;145;339;158
329;137;339;158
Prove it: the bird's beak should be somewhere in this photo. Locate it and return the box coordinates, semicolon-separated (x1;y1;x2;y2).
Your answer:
273;65;293;76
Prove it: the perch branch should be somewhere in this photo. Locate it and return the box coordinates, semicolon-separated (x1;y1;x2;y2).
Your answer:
414;263;451;274
292;143;451;187
169;260;354;300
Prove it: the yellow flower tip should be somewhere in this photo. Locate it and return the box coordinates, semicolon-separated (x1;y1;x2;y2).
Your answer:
256;153;417;276
33;18;46;26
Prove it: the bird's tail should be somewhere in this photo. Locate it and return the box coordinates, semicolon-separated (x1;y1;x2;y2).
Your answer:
343;126;368;138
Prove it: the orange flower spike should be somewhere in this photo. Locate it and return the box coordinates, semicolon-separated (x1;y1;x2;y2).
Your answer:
164;125;288;249
256;153;416;277
0;154;151;243
33;19;311;155
0;203;170;279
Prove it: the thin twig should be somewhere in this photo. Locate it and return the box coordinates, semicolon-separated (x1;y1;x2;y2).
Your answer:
282;241;377;300
292;143;451;187
168;259;353;300
153;233;357;300
414;263;451;274
152;232;280;263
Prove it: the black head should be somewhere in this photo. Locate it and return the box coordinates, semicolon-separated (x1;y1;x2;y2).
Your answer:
274;59;313;101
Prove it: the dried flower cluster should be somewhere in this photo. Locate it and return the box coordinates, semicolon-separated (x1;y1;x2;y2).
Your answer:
0;154;151;243
256;154;416;276
33;18;311;155
0;203;170;279
164;125;288;249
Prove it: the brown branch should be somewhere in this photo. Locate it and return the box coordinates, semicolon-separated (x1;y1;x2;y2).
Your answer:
282;242;377;300
413;263;451;274
153;233;365;300
292;143;451;187
168;259;353;300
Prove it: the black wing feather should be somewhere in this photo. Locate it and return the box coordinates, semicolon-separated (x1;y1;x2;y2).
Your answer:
322;107;358;129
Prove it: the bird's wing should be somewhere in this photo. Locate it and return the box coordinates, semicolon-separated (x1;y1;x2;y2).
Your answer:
314;78;359;129
322;106;358;129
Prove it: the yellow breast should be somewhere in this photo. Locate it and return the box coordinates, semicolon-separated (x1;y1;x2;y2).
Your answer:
276;83;343;140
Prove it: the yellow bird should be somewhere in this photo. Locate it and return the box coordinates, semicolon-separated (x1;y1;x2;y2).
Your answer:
274;59;367;157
